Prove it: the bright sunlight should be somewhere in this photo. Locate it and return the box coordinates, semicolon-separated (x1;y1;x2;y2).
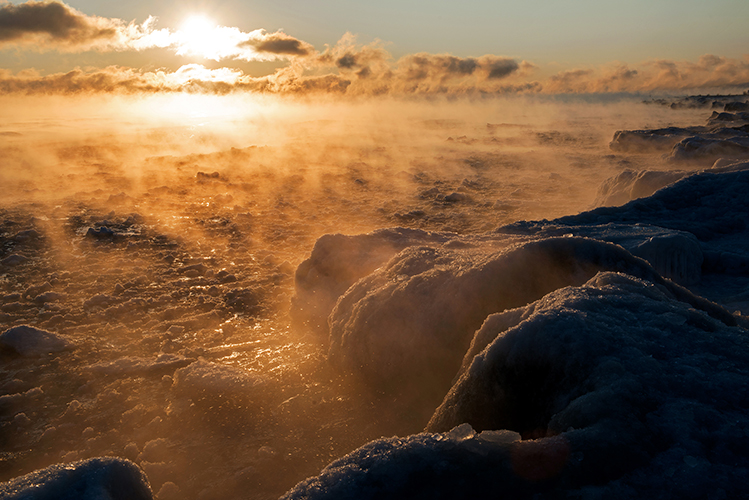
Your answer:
175;15;246;60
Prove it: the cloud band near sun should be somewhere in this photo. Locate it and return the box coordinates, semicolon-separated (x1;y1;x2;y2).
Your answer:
0;0;312;61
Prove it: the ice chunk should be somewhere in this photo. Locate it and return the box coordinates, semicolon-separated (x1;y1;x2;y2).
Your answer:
327;237;664;404
291;227;452;336
609;127;702;153
557;168;749;243
670;135;749;163
0;325;71;356
593;169;689;207
429;272;747;490
280;431;522;500
0;457;152;500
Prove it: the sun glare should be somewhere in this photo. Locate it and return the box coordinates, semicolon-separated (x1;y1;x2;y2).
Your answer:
180;15;215;39
176;15;239;60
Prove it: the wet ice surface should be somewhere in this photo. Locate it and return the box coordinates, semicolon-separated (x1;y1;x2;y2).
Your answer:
1;96;747;499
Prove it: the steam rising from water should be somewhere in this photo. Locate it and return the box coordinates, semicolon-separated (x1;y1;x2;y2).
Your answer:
0;93;720;498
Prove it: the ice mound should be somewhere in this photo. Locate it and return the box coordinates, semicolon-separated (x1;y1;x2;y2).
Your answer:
670;135;749;163
609;127;704;153
327;237;665;401
291;227;452;336
0;457;152;500
283;273;749;499
559;168;748;238
500;222;704;285
609;110;749;164
0;325;71;356
592;169;689;206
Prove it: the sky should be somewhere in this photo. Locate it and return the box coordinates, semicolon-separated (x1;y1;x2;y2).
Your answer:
0;0;748;96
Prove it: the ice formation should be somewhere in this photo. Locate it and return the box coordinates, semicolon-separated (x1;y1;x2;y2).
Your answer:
327;237;666;400
291;228;451;337
593;169;689;206
284;273;749;499
609;105;749;164
0;325;71;357
283;127;749;498
0;457;152;500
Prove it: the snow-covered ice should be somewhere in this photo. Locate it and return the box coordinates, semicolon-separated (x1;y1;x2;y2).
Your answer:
284;273;749;499
0;325;71;356
0;457;152;500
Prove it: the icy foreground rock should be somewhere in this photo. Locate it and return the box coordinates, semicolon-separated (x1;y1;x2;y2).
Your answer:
0;325;71;356
291;228;451;336
0;457;152;500
283;273;749;499
328;237;683;400
293;168;749;401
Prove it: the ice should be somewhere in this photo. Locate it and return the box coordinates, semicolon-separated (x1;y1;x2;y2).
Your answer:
326;237;666;403
498;222;704;285
670;135;749;163
0;457;152;500
5;95;749;499
609;127;703;153
284;272;749;499
593;169;689;206
84;354;194;376
293;166;749;405
0;325;71;356
291;227;452;337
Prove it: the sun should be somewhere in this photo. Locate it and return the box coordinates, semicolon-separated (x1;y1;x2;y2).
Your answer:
180;15;215;40
175;15;238;60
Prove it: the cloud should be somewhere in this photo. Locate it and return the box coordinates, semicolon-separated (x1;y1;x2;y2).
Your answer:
0;0;169;52
0;1;105;42
0;1;313;62
1;14;747;98
241;31;313;57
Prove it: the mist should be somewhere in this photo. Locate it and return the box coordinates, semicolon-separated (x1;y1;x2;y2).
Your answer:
1;91;748;499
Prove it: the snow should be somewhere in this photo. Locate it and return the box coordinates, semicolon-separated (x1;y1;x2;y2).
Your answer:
285;273;749;499
593;169;689;206
326;237;670;402
0;457;152;500
0;325;71;356
291;227;452;337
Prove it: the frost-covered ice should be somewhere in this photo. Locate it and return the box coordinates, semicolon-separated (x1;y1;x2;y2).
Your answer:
0;457;152;500
0;325;71;356
284;273;749;499
326;237;666;401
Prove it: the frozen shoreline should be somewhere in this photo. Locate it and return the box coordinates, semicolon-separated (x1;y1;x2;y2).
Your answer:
2;96;749;499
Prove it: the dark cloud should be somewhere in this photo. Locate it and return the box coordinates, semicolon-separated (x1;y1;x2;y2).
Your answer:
336;53;358;69
0;0;123;49
240;31;313;57
485;57;520;79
